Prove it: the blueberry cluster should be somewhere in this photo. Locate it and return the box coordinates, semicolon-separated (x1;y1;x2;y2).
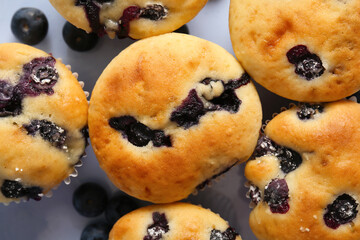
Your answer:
144;212;170;240
1;180;42;201
286;45;325;80
210;227;239;240
296;103;324;120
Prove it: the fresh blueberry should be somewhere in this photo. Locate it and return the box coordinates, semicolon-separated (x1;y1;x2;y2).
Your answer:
144;212;169;240
63;22;99;52
286;45;325;80
264;179;290;214
73;182;108;217
174;25;189;34
105;193;139;226
296;103;324;120
11;8;48;45
324;194;358;229
210;227;239;240
139;4;167;21
1;180;42;200
170;89;206;128
81;222;111;240
24;120;67;149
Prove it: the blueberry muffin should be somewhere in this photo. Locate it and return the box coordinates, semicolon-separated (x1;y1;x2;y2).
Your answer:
109;202;242;240
88;33;262;203
0;43;88;203
49;0;207;39
229;0;360;102
245;100;360;239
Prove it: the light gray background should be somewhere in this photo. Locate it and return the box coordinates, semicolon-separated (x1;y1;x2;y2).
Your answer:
0;1;292;239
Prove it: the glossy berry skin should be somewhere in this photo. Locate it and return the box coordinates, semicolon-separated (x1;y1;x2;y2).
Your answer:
324;194;358;229
105;194;139;226
11;8;48;45
1;180;42;201
81;222;111;240
264;179;290;214
63;22;99;52
73;182;108;217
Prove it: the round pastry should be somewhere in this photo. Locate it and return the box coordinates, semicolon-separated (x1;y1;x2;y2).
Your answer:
109;202;242;240
88;33;262;203
49;0;208;39
245;100;360;240
0;43;88;204
229;0;360;102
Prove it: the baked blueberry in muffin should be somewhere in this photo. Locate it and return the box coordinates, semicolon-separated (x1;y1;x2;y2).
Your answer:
49;0;208;39
245;100;360;240
0;43;88;203
229;0;360;102
109;202;242;240
89;33;262;203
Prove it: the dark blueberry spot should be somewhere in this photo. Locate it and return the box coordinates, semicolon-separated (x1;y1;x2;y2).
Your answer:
286;45;325;80
170;89;206;129
139;4;167;21
0;80;22;117
253;134;302;174
11;8;48;45
117;6;141;38
24;120;67;149
224;72;252;90
105;193;139;226
19;56;58;96
81;222;111;240
210;227;239;240
208;89;241;113
248;184;261;205
1;180;43;200
109;116;172;147
75;0;113;36
196;161;238;191
73;182;108;218
144;212;169;240
264;179;290;214
63;22;98;52
296;103;324;120
324;194;358;229
173;25;189;34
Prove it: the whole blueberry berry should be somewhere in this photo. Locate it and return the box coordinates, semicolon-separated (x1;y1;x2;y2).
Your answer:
73;182;108;217
264;178;290;214
174;25;189;34
81;222;111;240
105;193;139;226
63;22;98;52
11;8;48;45
324;194;358;229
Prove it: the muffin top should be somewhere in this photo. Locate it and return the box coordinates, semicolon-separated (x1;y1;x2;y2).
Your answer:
245;100;360;240
49;0;208;39
109;202;242;240
229;0;360;102
89;33;262;203
0;43;88;203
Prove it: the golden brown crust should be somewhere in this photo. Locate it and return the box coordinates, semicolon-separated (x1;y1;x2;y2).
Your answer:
89;33;262;203
229;0;360;102
0;43;88;203
109;202;242;240
245;100;360;240
49;0;208;39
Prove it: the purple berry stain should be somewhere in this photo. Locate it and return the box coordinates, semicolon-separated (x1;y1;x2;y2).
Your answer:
1;179;42;201
286;45;325;80
324;194;358;229
264;179;290;214
144;212;169;240
24;119;67;149
117;6;141;38
210;227;239;240
171;73;250;129
109;116;171;147
253;134;302;174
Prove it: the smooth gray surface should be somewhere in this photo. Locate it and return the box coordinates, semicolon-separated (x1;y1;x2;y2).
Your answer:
0;1;291;239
